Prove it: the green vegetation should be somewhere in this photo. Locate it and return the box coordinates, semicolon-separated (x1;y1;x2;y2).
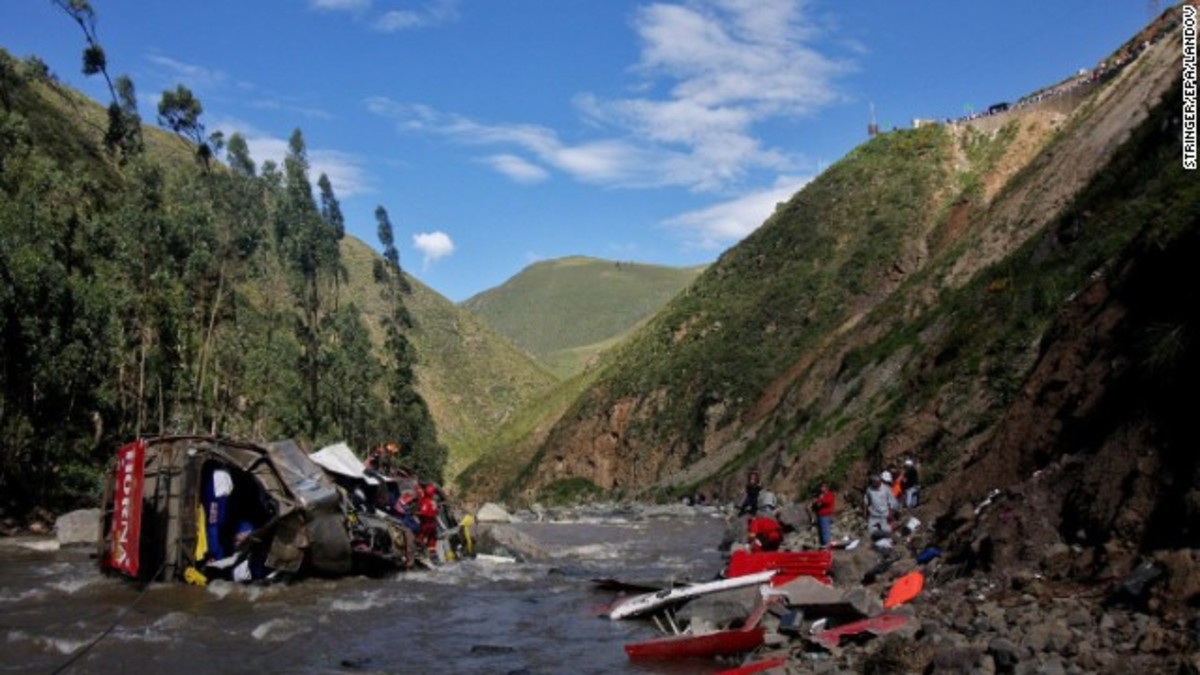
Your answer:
539;477;603;506
568;125;952;450
0;36;451;509
457;367;599;502
461;256;704;378
796;79;1198;483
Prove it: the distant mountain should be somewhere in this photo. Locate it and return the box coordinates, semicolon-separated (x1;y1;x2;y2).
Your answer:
461;256;705;378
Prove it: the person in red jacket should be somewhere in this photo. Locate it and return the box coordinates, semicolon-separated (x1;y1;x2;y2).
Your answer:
417;483;440;557
810;482;836;548
747;491;784;552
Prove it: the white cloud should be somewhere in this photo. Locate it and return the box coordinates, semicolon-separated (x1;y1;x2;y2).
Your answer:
310;0;371;11
365;97;679;188
479;154;550;184
310;149;373;198
374;0;460;31
146;54;227;91
413;231;456;267
365;0;847;193
664;174;810;249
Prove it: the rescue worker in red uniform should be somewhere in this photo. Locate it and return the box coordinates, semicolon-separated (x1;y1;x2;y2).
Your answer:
417;483;440;557
746;491;784;552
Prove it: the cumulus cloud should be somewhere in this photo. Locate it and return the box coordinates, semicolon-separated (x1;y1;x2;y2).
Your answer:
413;231;456;267
479;154;550;184
310;0;371;11
665;175;810;249
365;96;675;187
374;0;460;31
365;0;847;193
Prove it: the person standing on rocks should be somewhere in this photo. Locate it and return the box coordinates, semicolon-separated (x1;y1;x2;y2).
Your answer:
902;458;920;508
864;474;899;536
737;469;764;516
810;482;837;548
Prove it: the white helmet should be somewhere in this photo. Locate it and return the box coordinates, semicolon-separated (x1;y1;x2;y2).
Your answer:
880;470;894;484
759;491;777;510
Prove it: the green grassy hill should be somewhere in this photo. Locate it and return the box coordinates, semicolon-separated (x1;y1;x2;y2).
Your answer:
338;238;558;479
461;256;704;378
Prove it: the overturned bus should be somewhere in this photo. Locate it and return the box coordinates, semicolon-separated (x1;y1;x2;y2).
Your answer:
98;435;412;583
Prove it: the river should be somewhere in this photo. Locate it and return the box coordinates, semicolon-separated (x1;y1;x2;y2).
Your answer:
1;512;736;674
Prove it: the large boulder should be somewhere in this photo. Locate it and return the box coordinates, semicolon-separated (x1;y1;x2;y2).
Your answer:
471;523;545;560
55;508;100;546
475;503;514;523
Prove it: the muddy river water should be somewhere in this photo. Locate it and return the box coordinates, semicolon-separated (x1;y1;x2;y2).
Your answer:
1;513;734;674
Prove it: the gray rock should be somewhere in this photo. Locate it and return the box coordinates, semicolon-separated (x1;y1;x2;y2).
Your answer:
988;637;1024;670
676;586;759;628
777;574;846;607
475;503;513;523
470;523;544;560
54;508;100;546
1038;656;1066;675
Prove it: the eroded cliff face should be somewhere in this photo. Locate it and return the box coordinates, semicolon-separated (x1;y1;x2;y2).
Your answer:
513;27;1191;550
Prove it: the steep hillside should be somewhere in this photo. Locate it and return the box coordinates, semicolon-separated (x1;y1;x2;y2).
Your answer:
0;48;554;500
338;239;558;479
461;256;704;378
499;8;1194;566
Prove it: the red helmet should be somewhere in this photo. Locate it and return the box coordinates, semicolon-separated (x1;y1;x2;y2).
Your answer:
424;484;437;496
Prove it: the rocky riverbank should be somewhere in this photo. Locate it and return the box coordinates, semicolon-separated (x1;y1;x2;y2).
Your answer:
712;494;1200;675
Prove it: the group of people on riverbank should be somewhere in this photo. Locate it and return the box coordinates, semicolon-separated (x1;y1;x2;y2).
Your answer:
732;459;922;553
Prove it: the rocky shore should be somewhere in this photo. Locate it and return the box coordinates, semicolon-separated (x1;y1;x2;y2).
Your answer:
473;497;1200;674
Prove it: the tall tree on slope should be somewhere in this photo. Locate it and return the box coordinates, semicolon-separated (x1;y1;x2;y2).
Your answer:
375;205;446;482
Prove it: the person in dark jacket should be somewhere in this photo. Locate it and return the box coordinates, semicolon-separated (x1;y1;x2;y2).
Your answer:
737;469;763;516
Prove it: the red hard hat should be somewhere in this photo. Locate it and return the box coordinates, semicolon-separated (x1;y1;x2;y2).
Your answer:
424;484;437;496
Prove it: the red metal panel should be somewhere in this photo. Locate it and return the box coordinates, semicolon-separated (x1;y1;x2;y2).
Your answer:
726;549;833;586
109;439;146;578
625;627;765;660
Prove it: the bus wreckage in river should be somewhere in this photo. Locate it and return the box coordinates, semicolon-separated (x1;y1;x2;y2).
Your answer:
98;435;473;584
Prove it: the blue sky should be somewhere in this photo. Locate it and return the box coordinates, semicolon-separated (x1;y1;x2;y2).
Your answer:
0;1;1161;301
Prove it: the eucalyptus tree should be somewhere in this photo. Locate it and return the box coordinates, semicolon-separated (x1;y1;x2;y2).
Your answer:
51;0;141;159
0;80;124;504
157;84;220;170
276;129;343;440
374;205;446;482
